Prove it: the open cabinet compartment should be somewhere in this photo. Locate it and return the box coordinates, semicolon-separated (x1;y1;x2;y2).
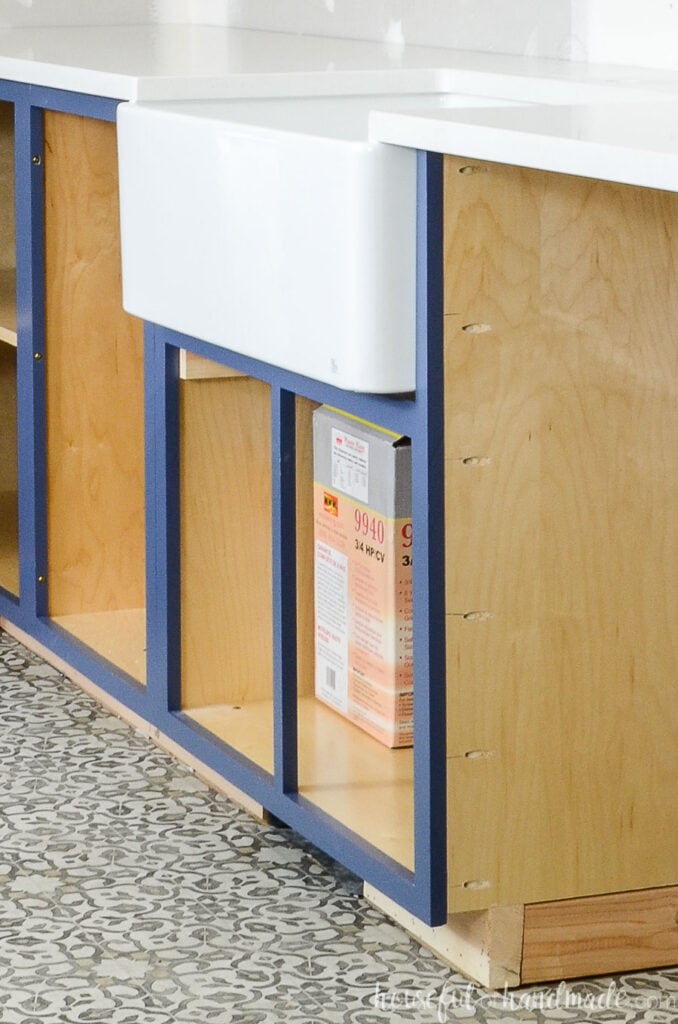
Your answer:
0;101;18;597
43;111;146;681
178;358;415;866
294;396;415;870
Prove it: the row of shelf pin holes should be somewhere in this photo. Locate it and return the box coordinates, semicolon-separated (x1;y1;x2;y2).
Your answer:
453;350;494;896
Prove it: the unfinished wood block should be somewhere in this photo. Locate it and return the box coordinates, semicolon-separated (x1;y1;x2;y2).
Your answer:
364;883;523;989
522;886;678;983
179;350;247;380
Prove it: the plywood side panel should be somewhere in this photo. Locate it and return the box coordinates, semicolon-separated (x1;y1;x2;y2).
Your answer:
0;342;18;594
180;376;273;708
0;489;18;595
0;342;17;491
0;268;17;346
44;112;145;617
444;157;678;911
0;102;15;273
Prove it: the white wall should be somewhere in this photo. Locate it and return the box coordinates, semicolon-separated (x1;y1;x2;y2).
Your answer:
187;0;678;70
2;0;676;71
0;0;155;26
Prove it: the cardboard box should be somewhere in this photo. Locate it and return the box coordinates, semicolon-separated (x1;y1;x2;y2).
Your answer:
313;406;413;748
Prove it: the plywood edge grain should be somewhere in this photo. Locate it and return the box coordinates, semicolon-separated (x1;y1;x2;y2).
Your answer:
522;886;678;983
179;350;248;380
0;617;268;824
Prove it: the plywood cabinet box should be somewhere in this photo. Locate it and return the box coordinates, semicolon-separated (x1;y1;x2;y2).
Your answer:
0;81;675;990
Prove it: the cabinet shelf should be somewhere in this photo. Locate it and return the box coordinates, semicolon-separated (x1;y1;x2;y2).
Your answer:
50;608;146;683
187;696;414;869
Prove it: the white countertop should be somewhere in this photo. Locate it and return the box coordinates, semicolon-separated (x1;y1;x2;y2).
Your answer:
2;23;678;190
370;98;678;192
1;23;678;103
0;24;444;100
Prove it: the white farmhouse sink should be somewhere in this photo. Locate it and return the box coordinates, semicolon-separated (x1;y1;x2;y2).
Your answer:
117;92;515;392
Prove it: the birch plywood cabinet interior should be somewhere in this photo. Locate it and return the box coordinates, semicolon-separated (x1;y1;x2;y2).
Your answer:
44;111;146;682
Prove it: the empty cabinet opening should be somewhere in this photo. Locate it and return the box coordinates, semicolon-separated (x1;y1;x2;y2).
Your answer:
44;111;146;681
0;100;18;597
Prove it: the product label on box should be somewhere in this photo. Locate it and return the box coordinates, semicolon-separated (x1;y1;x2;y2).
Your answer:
331;427;369;503
314;480;413;747
314;540;349;713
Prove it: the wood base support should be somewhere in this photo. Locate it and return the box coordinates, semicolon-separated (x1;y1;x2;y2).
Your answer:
365;883;678;989
0;617;268;823
364;883;524;989
521;886;678;984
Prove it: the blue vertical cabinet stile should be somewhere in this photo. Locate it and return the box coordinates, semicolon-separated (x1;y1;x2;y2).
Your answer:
271;386;299;796
0;77;448;927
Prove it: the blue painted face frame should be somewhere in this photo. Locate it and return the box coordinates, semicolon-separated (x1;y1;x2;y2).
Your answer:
0;80;448;926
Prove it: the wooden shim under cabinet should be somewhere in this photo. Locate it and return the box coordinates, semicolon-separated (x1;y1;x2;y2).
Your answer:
443;156;678;912
179;350;247;380
367;883;678;988
364;884;523;989
522;886;678;983
0;617;267;823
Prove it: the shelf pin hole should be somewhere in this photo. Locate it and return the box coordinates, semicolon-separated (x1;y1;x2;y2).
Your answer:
462;322;492;334
461;456;491;467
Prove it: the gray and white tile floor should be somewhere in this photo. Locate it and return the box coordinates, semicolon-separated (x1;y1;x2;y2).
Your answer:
0;628;676;1024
